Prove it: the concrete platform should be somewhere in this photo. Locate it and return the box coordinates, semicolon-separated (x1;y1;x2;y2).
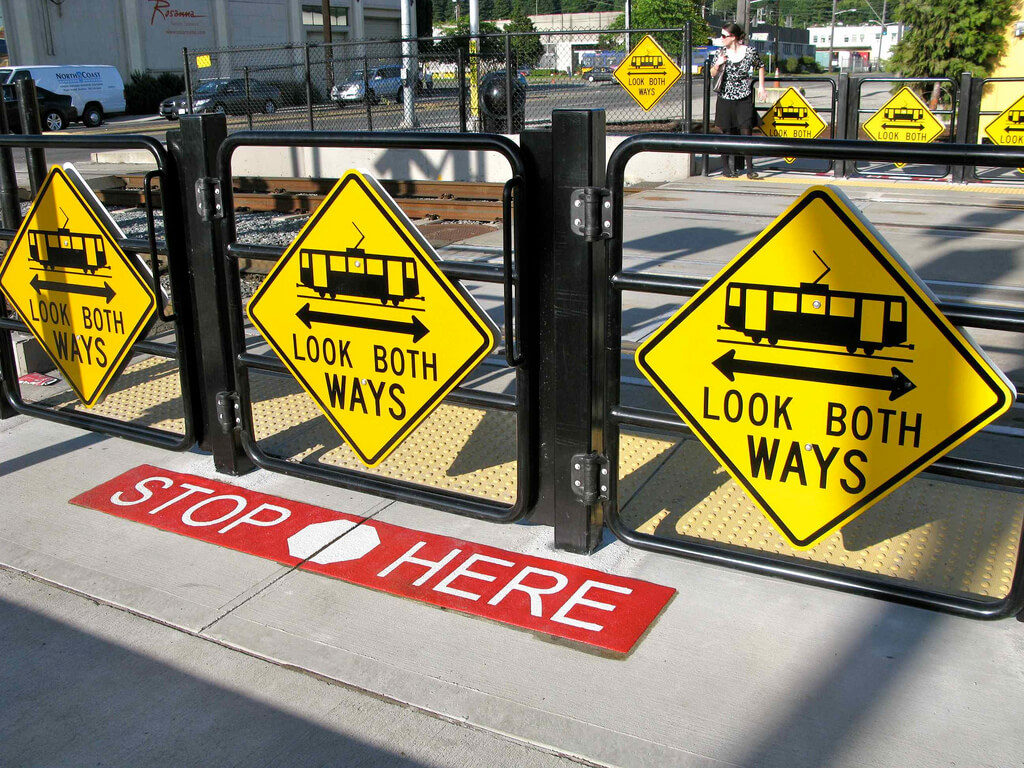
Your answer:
2;411;1024;767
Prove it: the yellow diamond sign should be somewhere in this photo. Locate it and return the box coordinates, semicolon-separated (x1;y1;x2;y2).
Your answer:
863;87;945;167
0;165;156;406
247;170;498;467
760;87;827;163
982;91;1024;174
613;35;681;111
635;186;1015;549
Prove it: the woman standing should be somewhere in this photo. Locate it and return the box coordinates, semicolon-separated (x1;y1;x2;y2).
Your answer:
710;23;767;178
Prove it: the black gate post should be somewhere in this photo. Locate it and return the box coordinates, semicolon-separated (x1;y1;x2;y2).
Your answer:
0;100;19;419
701;63;711;176
529;109;607;553
15;79;46;195
174;113;254;475
835;72;853;177
952;72;974;184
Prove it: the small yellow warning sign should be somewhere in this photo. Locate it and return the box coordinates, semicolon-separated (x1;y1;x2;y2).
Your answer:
982;92;1024;174
247;170;498;467
863;87;945;167
760;87;827;163
0;166;156;406
613;35;682;112
196;54;212;69
635;186;1015;549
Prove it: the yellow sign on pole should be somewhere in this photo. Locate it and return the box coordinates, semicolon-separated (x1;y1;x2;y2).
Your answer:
760;87;828;163
613;35;682;112
635;186;1015;549
982;92;1024;174
863;87;945;168
0;166;156;406
247;170;498;467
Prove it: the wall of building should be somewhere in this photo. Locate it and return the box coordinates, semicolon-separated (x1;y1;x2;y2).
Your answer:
0;0;401;78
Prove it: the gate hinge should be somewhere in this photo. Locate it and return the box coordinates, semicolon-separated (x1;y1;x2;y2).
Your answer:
569;187;613;241
570;451;610;505
216;391;241;432
195;177;223;222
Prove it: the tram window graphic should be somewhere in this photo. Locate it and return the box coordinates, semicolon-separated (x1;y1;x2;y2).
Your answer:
1005;109;1024;131
723;281;908;355
630;54;664;70
27;209;107;273
883;106;924;123
299;247;419;305
776;105;808;121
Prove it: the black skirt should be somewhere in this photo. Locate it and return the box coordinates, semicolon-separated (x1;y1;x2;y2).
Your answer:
716;95;756;134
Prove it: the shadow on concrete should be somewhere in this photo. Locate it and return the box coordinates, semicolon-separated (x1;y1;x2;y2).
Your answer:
0;595;435;768
731;603;940;768
0;432;108;477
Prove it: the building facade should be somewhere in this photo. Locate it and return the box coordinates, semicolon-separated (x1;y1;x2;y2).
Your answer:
807;23;904;70
0;0;402;76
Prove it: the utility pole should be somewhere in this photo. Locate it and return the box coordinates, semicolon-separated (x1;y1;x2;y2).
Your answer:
401;0;418;127
876;0;887;69
828;0;838;72
321;0;334;87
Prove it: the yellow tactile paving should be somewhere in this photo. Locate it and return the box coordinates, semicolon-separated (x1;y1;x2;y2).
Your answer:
618;434;1024;600
751;174;1024;195
26;354;1022;599
32;356;186;434
249;374;518;504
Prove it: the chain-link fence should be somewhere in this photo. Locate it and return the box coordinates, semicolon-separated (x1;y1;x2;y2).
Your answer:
180;27;705;134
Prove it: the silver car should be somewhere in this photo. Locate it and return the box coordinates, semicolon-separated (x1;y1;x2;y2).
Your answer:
331;66;402;106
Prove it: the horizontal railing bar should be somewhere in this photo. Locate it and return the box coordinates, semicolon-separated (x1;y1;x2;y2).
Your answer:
0;319;178;359
237;352;516;410
610;272;1024;333
225;242;506;283
607;133;1024;171
610;405;1023;486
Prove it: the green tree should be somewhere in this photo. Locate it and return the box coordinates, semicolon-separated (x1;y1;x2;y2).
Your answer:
491;0;512;18
889;0;1014;82
598;0;710;56
507;10;545;67
441;17;506;58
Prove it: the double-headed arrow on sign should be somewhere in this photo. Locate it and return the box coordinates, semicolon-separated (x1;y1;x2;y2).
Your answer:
713;349;916;401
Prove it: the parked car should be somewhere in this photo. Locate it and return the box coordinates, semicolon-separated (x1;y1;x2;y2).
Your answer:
331;66;431;107
0;65;124;126
583;66;615;83
159;77;281;119
1;84;76;131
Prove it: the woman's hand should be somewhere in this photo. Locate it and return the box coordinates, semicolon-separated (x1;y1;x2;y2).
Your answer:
756;86;767;103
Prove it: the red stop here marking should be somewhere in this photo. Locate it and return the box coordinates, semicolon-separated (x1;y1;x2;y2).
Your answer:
72;465;675;653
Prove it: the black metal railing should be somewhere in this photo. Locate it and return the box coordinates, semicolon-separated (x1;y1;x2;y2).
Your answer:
603;131;1024;619
216;129;532;522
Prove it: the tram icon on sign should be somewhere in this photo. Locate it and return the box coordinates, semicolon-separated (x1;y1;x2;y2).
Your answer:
1005;109;1024;132
630;54;664;72
298;224;421;306
881;106;924;130
27;209;108;274
722;253;909;355
776;105;808;121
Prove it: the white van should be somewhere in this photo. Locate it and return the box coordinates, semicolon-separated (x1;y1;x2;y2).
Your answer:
0;65;125;127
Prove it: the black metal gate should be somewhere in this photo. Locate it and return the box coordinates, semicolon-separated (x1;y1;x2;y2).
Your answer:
0;133;198;451
599;130;1024;618
211;125;532;521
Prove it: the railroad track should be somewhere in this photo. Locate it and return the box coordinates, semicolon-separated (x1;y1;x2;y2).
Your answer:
97;176;506;221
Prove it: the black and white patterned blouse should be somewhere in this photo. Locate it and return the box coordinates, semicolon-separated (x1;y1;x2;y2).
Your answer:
718;47;763;100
